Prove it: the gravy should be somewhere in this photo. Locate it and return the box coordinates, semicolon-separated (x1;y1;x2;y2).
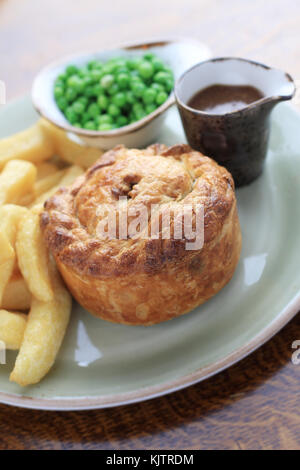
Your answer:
188;84;264;114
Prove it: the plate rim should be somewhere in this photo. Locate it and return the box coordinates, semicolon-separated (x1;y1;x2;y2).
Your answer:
0;97;299;411
0;291;299;411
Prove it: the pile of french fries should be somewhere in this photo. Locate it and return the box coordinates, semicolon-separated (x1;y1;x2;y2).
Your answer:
0;119;103;386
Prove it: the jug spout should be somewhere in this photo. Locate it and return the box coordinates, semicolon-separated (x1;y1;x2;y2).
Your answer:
253;64;295;107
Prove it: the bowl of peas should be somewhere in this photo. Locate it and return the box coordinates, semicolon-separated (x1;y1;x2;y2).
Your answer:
32;38;211;149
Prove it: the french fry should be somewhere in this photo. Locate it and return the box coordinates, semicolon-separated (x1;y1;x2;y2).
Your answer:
34;168;66;197
0;310;27;350
0;231;15;304
32;183;61;207
0;122;77;386
0;231;14;265
33;165;83;206
1;273;31;311
0;205;28;245
18;168;67;207
30;203;44;215
0;205;27;304
10;261;71;386
16;210;53;302
0;122;54;171
59;165;84;186
17;192;35;207
40;119;103;169
0;160;37;205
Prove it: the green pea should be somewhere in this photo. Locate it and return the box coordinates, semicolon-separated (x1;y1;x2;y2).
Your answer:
115;66;129;76
97;114;113;125
82;112;91;124
87;102;100;118
92;84;103;96
98;123;114;131
54;87;64;100
143;52;155;61
156;91;168;105
84;121;97;130
67;75;78;87
55;80;65;90
165;78;174;93
145;103;157;114
133;102;144;113
73;122;82;128
116;115;128;127
67;76;85;93
90;69;103;82
102;63;115;74
56;55;173;129
100;74;114;89
110;61;126;74
112;92;126;107
78;67;89;78
93;61;104;70
135;109;147;120
126;90;135;104
72;101;85;115
151;83;164;92
108;103;120;117
113;59;127;68
154;71;172;85
65;107;78;124
163;66;173;75
127;58;141;70
129;110;137;121
87;60;96;70
56;96;68;111
83;75;94;87
142;88;156;104
138;60;154;79
130;70;140;79
117;73;130;89
131;81;146;98
65;87;78;102
84;86;96;97
56;73;67;83
87;60;100;70
66;64;78;76
152;58;165;72
133;103;146;120
107;83;120;95
97;94;109;110
78;96;88;106
76;79;85;93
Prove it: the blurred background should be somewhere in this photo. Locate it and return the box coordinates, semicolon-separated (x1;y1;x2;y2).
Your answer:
1;0;300;100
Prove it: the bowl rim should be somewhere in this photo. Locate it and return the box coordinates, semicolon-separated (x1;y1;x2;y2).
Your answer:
31;36;208;138
174;56;295;118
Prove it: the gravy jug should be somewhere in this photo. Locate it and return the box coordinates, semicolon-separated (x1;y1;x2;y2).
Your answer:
175;58;295;186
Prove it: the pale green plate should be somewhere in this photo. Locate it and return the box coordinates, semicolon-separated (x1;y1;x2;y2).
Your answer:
0;96;299;410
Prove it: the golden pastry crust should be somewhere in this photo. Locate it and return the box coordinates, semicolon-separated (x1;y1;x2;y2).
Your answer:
40;144;242;325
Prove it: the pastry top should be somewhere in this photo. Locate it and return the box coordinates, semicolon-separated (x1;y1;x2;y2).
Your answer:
40;144;235;277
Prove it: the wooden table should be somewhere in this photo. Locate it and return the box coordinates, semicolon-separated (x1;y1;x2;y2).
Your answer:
0;0;299;450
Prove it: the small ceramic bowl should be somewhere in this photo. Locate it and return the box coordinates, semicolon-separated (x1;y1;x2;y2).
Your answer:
175;57;295;186
32;38;210;150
